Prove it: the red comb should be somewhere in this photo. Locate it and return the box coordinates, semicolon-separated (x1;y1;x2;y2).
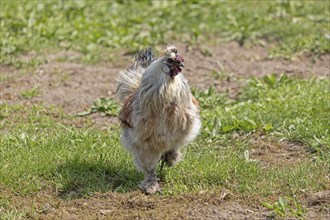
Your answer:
175;54;184;62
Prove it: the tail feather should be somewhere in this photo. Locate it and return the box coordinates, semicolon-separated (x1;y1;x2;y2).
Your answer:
131;47;155;69
117;48;155;102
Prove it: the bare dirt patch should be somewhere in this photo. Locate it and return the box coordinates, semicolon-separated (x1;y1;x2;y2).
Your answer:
304;190;330;219
7;190;273;220
1;62;118;112
248;137;310;168
179;42;330;97
6;189;329;219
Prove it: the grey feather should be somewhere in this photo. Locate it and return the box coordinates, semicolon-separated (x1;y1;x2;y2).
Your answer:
130;48;155;69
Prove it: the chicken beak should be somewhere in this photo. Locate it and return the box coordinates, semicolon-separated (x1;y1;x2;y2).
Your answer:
179;62;185;67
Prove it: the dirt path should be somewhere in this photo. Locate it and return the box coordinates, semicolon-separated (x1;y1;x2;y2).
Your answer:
1;42;329;115
1;42;329;219
7;189;330;219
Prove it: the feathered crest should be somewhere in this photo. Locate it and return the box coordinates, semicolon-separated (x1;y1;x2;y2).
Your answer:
159;44;178;57
166;44;177;52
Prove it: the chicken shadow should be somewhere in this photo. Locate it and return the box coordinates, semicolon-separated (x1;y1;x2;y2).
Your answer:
55;159;142;199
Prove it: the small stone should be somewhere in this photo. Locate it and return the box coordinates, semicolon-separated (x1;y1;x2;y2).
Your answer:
100;209;113;215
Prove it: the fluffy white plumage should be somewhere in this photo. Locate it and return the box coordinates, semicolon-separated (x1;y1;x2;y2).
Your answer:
116;45;201;194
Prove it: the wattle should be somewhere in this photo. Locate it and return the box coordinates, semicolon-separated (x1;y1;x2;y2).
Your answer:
170;67;181;77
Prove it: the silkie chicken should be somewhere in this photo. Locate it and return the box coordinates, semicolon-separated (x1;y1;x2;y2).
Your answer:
116;45;201;194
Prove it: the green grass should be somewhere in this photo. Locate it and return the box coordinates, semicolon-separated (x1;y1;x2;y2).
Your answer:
77;97;120;117
1;0;329;65
262;196;306;219
196;74;330;155
1;76;329;201
20;87;40;99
